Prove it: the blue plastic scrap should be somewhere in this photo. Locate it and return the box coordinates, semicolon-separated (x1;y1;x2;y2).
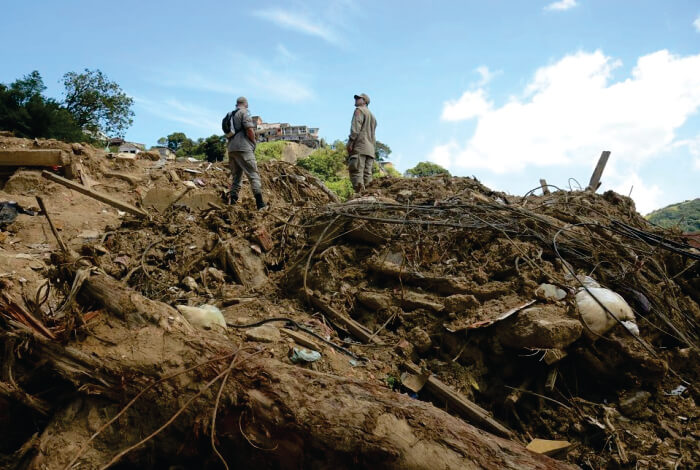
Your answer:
289;347;322;364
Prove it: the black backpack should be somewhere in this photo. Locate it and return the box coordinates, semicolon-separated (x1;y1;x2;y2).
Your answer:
221;109;238;135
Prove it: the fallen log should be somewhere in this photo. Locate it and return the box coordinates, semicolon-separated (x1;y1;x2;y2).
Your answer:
14;265;576;469
368;259;471;295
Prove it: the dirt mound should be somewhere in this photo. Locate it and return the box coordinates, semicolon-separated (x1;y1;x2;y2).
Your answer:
0;136;697;469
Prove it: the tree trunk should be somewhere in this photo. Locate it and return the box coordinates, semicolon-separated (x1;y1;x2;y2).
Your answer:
18;267;577;470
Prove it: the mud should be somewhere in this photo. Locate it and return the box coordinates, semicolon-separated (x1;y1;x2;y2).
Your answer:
0;136;698;469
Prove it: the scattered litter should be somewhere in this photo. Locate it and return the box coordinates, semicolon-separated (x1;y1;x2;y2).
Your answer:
193;178;206;187
575;286;636;336
665;385;687;396
289;347;322;364
535;283;567;301
0;201;36;227
183;168;201;174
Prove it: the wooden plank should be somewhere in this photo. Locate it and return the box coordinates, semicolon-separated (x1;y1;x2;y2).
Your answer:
304;289;381;344
0;149;65;167
539;179;550;195
41;170;148;218
281;328;321;352
404;361;514;438
36;196;69;254
586;151;610;192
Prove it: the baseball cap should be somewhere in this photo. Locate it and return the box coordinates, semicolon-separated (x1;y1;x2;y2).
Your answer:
354;93;370;105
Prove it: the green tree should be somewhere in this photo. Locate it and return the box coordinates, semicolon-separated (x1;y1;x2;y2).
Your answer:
297;140;347;181
201;134;226;162
156;137;168;146
62;69;134;137
165;132;193;152
647;198;700;232
375;141;391;161
0;71;85;142
405;161;451;177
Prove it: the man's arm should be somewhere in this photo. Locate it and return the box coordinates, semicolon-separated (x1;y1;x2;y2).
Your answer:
347;108;363;153
242;111;257;144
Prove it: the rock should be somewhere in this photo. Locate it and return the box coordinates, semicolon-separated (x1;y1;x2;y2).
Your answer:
497;306;582;350
618;390;651;418
182;276;198;291
444;294;480;312
207;267;226;282
176;304;226;330
357;291;393;311
246;324;281;343
408;327;432;354
535;283;567;301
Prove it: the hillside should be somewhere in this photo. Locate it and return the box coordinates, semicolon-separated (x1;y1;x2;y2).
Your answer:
647;198;700;233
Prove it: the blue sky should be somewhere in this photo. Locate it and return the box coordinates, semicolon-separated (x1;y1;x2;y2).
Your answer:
2;0;699;213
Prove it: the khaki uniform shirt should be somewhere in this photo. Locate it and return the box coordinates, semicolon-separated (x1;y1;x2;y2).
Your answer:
348;106;376;156
227;107;256;153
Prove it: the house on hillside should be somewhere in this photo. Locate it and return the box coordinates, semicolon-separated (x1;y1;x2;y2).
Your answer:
251;116;320;148
152;146;176;160
118;142;145;154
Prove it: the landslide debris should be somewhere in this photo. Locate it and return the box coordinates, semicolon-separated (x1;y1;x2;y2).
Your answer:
0;136;698;469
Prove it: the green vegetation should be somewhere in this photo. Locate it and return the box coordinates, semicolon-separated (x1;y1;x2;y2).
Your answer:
646;198;700;233
0;71;86;141
405;161;451;177
1;69;134;141
255;141;287;162
375;141;391;161
62;69;134;137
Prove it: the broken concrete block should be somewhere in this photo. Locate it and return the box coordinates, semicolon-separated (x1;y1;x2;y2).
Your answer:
496;306;582;350
246;324;281;343
618;390;651;418
444;294;480;313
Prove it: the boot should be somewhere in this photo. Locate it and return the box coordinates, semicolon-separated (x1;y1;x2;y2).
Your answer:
227;189;239;205
254;193;267;211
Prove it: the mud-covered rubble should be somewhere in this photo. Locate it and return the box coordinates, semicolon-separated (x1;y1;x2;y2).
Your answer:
0;136;698;469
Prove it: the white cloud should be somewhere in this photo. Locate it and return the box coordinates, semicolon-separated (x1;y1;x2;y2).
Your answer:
694;15;700;32
674;135;700;169
545;0;578;11
476;65;502;86
134;97;219;132
610;172;663;215
431;49;700;212
441;89;493;121
276;43;297;62
253;8;340;45
155;53;314;104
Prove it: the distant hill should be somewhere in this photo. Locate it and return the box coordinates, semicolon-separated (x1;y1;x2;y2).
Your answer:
646;198;700;233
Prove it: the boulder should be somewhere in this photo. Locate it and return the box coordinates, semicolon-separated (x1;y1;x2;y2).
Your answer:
496;306;582;350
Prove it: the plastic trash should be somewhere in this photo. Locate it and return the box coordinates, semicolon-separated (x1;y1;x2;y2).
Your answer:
176;304;226;330
0;201;36;228
575;286;636;336
289;347;322;363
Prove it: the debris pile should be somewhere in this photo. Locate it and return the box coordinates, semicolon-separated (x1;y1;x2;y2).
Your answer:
0;136;697;469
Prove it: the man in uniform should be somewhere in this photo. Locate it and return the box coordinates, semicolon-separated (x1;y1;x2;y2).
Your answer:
226;96;266;210
347;93;377;193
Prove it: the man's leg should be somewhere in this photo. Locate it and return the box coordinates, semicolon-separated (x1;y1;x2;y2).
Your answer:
239;151;266;209
348;154;364;192
362;155;375;188
228;151;244;204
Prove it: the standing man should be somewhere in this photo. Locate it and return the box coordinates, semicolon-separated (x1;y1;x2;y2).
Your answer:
226;96;266;210
347;93;377;193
